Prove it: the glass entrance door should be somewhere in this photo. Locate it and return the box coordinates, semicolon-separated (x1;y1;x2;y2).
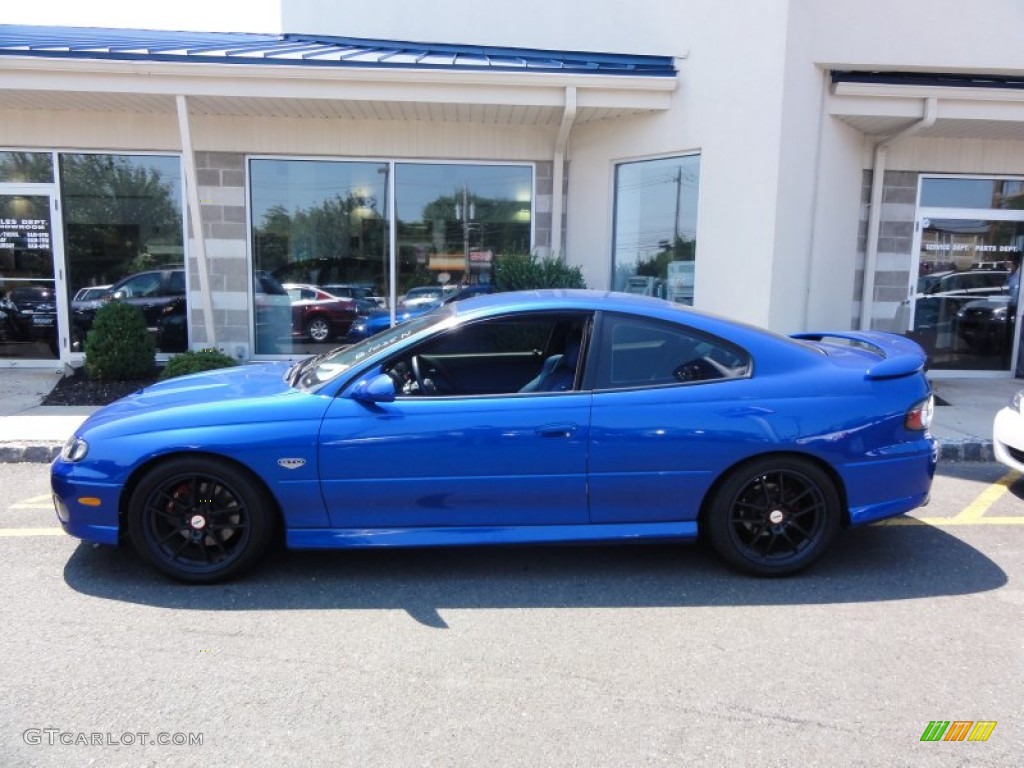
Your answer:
901;177;1024;373
0;192;61;363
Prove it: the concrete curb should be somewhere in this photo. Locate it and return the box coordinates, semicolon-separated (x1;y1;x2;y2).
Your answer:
0;444;62;464
0;439;998;464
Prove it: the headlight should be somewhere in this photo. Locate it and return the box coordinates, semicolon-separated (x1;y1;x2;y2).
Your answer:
60;436;89;462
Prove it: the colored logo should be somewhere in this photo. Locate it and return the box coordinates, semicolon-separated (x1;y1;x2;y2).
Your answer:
920;721;997;742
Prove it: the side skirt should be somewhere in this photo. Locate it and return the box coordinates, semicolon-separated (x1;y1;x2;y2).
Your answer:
286;521;699;550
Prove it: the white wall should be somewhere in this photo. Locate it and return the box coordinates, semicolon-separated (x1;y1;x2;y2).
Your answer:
282;0;688;55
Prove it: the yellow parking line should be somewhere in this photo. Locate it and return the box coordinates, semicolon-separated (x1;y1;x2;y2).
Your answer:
879;516;1024;526
876;470;1024;526
953;470;1019;523
0;528;65;537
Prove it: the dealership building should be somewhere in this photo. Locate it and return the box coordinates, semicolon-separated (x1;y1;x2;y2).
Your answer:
1;0;1022;376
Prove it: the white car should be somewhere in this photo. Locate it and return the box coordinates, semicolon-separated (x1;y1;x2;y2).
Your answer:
993;390;1024;472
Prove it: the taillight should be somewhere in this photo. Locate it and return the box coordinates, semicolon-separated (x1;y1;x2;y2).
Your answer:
905;394;934;431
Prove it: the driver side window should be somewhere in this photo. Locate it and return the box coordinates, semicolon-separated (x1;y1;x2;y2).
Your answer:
384;313;591;397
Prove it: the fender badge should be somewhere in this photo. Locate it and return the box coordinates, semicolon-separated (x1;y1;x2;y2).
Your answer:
277;458;306;470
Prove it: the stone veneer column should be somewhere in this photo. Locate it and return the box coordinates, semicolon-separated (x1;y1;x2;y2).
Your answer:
189;152;251;357
854;169;918;331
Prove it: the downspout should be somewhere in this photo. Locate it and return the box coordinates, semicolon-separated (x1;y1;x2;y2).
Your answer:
550;86;577;257
859;96;937;330
176;95;217;348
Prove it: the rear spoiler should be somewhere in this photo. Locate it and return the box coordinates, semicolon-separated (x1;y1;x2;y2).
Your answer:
790;331;927;379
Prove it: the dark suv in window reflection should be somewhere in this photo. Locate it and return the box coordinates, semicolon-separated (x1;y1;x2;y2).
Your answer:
72;268;187;352
1;284;59;354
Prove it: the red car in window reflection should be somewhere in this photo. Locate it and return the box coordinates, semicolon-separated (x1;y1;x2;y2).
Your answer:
284;283;358;342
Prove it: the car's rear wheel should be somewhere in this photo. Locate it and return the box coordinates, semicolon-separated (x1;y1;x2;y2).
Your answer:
127;457;275;583
306;316;332;342
706;456;840;576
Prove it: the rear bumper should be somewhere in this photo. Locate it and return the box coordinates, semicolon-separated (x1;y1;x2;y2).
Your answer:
843;438;938;526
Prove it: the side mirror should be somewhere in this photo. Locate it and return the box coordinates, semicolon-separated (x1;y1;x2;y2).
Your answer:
350;373;397;403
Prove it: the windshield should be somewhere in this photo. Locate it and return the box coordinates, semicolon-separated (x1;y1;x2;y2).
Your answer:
294;306;455;389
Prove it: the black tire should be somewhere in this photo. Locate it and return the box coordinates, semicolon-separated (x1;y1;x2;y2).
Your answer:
127;456;276;583
706;456;840;576
305;315;332;342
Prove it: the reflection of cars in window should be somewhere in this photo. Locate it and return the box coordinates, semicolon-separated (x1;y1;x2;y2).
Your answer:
399;285;459;310
283;283;358;342
896;269;1010;332
72;285;112;305
348;285;488;340
154;271;291;354
955;295;1012;354
53;290;937;584
73;268;187;351
1;284;58;353
321;284;385;313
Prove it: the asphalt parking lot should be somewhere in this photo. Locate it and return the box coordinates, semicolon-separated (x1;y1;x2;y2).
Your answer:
1;461;1021;767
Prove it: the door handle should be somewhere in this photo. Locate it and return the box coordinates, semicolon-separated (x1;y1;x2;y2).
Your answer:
537;423;577;438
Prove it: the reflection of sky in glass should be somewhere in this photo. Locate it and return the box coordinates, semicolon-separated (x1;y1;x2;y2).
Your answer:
249;161;532;224
396;164;532;221
250;159;388;222
920;178;996;209
613;155;700;266
920;178;1024;210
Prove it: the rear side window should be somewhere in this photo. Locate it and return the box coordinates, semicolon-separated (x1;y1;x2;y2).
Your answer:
168;270;186;294
593;314;750;389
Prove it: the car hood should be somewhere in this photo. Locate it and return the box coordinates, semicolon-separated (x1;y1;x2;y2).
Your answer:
77;362;309;433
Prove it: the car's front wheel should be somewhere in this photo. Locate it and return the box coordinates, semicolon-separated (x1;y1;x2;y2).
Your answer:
706;456;840;576
127;457;275;583
305;316;332;342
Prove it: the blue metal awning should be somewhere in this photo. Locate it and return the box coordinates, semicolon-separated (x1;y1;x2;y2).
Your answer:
0;25;676;77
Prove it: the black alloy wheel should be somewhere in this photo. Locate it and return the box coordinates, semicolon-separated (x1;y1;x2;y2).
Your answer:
128;457;274;583
707;457;840;576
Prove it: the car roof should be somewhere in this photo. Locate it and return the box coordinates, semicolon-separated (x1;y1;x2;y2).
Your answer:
447;289;791;342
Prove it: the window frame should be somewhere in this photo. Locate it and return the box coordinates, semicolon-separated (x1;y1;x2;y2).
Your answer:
588;311;752;393
382;310;593;399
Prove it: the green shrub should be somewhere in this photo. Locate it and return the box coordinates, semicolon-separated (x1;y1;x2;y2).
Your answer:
84;302;156;381
492;252;586;292
160;348;238;380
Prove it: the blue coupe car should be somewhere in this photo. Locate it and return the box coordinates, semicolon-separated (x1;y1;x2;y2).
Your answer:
52;290;937;583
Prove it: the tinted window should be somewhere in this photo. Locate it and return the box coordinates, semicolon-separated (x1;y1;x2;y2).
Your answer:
593;314;750;389
384;313;588;397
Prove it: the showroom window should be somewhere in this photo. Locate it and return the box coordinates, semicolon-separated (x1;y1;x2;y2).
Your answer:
59;154;185;353
0;152;53;183
249;158;533;356
250;158;390;355
612;154;700;304
394;163;532;297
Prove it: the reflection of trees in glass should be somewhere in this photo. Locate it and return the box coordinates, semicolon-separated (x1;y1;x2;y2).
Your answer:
635;235;697;278
396;190;530;292
417;191;529;255
60;154;182;288
0;152;54;184
253;192;387;285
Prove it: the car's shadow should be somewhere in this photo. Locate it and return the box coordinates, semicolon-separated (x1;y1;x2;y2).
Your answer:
63;523;1006;628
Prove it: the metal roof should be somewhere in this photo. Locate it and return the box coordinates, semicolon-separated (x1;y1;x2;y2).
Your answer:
832;70;1024;91
0;25;676;77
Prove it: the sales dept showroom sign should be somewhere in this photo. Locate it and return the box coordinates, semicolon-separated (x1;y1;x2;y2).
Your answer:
0;217;51;251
